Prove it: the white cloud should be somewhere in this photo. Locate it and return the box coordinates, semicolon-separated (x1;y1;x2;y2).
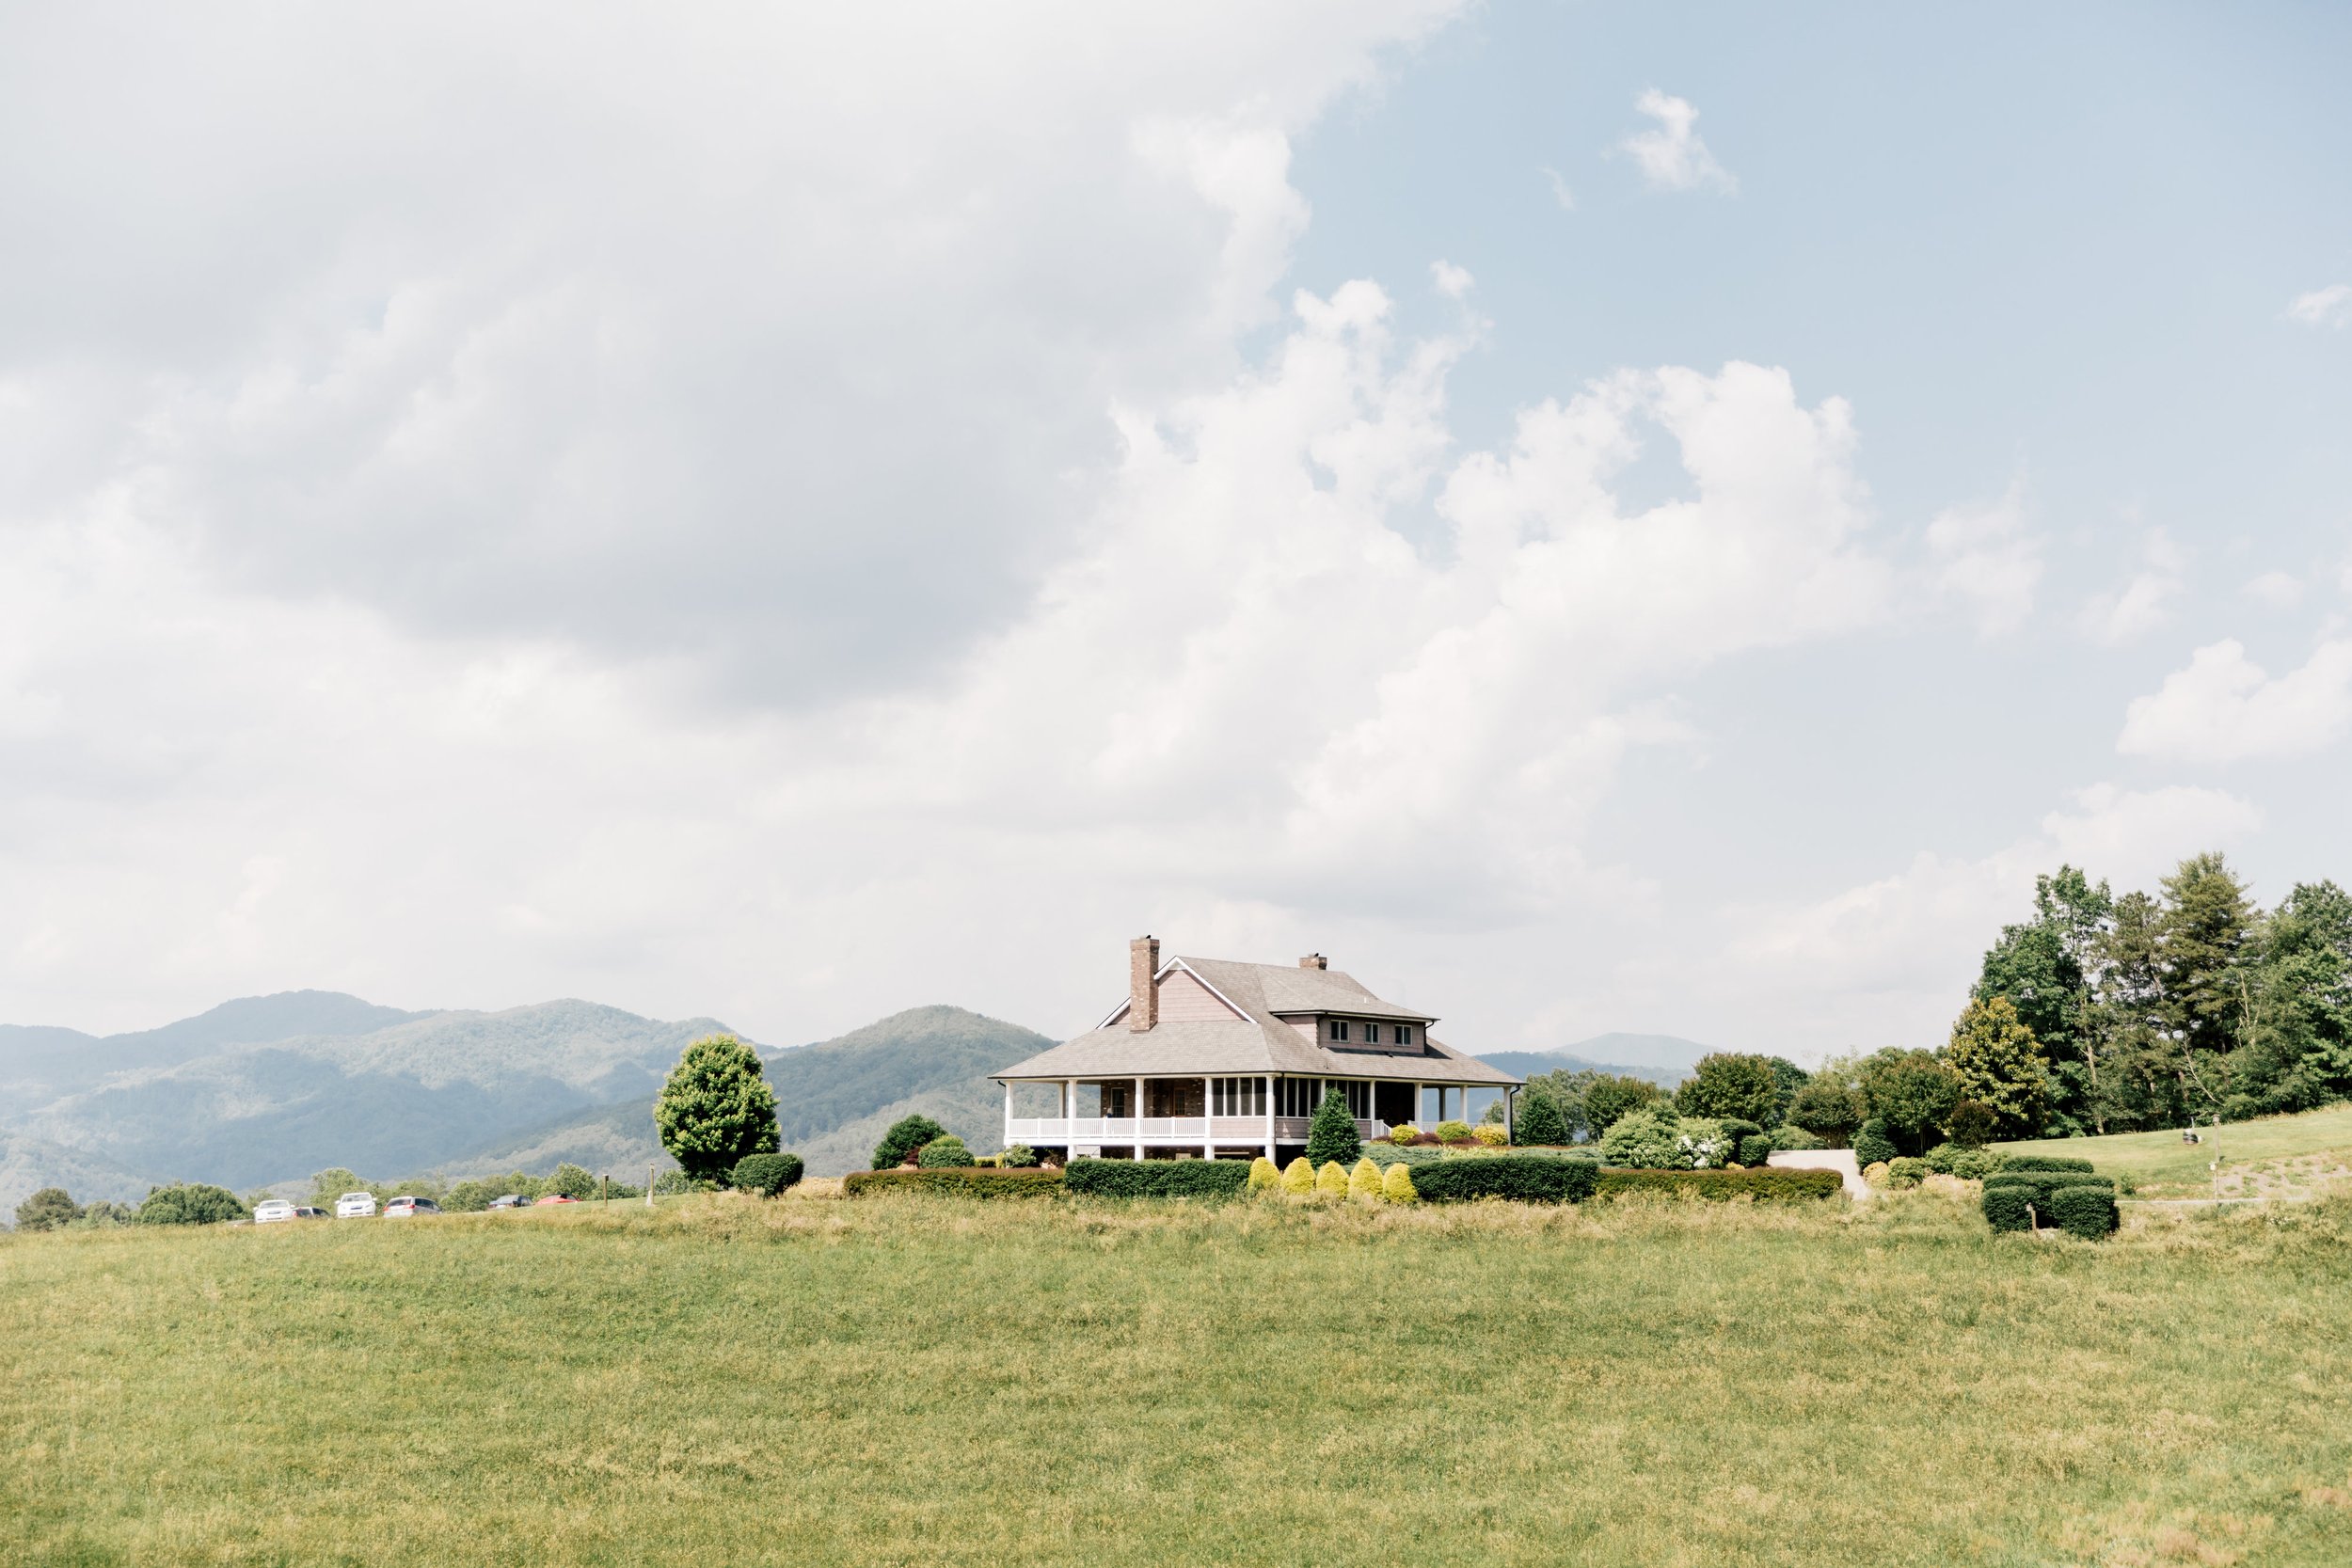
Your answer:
2241;570;2303;609
2117;637;2352;763
1727;783;2260;1053
2286;283;2352;329
1430;260;1475;299
1615;88;1736;194
1925;482;2042;635
1541;166;1577;210
2078;528;2187;644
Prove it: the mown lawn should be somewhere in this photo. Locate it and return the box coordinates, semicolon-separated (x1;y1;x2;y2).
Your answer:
4;1190;2349;1568
2002;1103;2352;1196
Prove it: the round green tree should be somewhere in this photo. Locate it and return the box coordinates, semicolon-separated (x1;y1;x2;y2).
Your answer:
1514;1091;1571;1147
1675;1053;1783;1126
871;1113;947;1170
137;1182;246;1225
1305;1089;1361;1166
1945;996;2051;1138
654;1033;780;1182
1581;1074;1661;1135
13;1187;81;1231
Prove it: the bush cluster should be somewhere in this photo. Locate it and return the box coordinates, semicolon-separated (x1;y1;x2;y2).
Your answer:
1922;1142;2006;1180
1592;1167;1844;1203
730;1152;804;1196
841;1168;1064;1198
996;1145;1041;1168
1997;1154;2095;1174
1063;1158;1254;1200
1409;1155;1599;1204
1979;1169;2118;1238
1883;1156;1929;1188
1599;1108;1731;1169
1851;1119;1899;1167
870;1115;948;1171
136;1183;246;1226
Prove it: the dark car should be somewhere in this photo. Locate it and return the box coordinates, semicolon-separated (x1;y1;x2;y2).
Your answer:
292;1206;328;1219
487;1195;526;1210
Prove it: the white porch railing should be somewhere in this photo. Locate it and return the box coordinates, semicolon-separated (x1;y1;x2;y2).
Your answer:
1005;1116;1389;1146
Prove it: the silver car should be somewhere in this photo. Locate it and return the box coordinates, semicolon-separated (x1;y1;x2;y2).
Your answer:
334;1191;377;1218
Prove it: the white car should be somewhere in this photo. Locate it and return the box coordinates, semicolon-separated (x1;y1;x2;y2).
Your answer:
253;1199;295;1225
334;1191;377;1218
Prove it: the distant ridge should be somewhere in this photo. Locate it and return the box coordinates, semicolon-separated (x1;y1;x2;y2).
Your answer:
1475;1033;1714;1089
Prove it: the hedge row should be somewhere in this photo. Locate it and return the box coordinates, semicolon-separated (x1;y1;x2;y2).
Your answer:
1409;1154;1599;1204
1062;1158;1254;1199
1981;1169;2118;1238
841;1168;1065;1199
1593;1167;1845;1202
1998;1154;2096;1175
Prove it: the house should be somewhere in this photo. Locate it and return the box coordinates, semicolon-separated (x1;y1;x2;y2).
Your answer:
993;937;1522;1163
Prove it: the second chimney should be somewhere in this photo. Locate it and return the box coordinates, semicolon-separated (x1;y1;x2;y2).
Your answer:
1299;953;1327;970
1129;935;1161;1031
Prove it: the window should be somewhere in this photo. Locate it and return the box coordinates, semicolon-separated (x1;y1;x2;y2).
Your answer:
1336;1081;1371;1117
1212;1077;1266;1117
1327;1019;1349;1042
1393;1024;1413;1046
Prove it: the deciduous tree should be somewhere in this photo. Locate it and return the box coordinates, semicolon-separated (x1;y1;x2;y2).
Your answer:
1944;996;2050;1138
654;1034;781;1181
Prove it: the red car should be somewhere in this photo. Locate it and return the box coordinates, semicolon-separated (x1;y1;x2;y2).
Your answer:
531;1195;578;1206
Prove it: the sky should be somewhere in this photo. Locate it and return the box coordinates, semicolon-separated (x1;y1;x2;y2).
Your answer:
3;2;2348;1064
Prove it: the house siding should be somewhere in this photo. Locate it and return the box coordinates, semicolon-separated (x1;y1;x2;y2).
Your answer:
1157;969;1243;1022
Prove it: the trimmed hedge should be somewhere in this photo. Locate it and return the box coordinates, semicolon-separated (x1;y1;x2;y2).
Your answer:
915;1136;974;1169
1408;1155;1599;1204
1063;1158;1254;1200
1593;1167;1844;1203
1980;1168;2118;1237
841;1168;1064;1199
1998;1154;2095;1174
730;1152;804;1196
1981;1182;2035;1232
2047;1183;2121;1239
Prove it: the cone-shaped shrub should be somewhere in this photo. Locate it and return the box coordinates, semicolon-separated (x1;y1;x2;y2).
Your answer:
1315;1160;1349;1196
1248;1156;1280;1192
1281;1156;1316;1195
1306;1091;1362;1165
1382;1161;1419;1203
1349;1157;1383;1199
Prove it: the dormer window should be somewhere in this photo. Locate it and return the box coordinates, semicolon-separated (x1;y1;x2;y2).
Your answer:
1394;1024;1413;1046
1328;1019;1349;1041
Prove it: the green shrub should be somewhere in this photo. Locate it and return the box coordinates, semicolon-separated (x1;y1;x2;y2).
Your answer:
1280;1156;1316;1195
1381;1162;1419;1203
1769;1125;1822;1152
653;1170;720;1196
1980;1183;2035;1232
72;1200;134;1228
842;1168;1064;1199
1315;1161;1349;1196
997;1145;1040;1168
915;1136;974;1169
1248;1156;1280;1192
13;1187;80;1232
1470;1124;1508;1146
1884;1157;1928;1189
1924;1142;2004;1180
1591;1167;1843;1202
548;1164;598;1199
871;1115;947;1171
1360;1144;1441;1169
1409;1155;1598;1204
1512;1092;1571;1147
1999;1154;2095;1174
1306;1092;1362;1166
137;1182;246;1226
1387;1123;1421;1144
1599;1109;1731;1169
1434;1120;1472;1145
730;1152;804;1196
1063;1158;1253;1200
1736;1133;1773;1166
1718;1117;1764;1155
2046;1183;2120;1240
1348;1158;1384;1199
1852;1119;1898;1167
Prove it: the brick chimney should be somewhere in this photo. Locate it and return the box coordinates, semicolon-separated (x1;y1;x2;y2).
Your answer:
1299;953;1327;970
1129;935;1160;1031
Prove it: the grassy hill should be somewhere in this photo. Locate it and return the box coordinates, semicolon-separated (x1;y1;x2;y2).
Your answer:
2001;1102;2352;1198
5;1191;2348;1566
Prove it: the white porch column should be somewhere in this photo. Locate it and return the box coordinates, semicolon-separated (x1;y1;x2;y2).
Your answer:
1067;1078;1077;1150
1003;1080;1012;1149
1263;1074;1275;1161
1203;1075;1215;1160
1414;1081;1424;1129
1134;1075;1146;1160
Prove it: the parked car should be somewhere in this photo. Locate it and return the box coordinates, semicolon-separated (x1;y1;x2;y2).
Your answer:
291;1206;328;1219
487;1195;526;1210
334;1191;377;1218
532;1195;578;1206
382;1196;441;1218
253;1199;295;1225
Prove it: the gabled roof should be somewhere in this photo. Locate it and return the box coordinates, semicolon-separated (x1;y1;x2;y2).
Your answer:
997;955;1518;1087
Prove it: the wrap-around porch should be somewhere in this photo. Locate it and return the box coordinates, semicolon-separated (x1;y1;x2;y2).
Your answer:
1001;1074;1492;1161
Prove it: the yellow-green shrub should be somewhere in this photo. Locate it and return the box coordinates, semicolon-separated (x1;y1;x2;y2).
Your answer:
1348;1158;1383;1200
1382;1162;1419;1203
1315;1161;1349;1196
1281;1157;1316;1196
1248;1156;1280;1193
1388;1123;1422;1143
1470;1124;1508;1146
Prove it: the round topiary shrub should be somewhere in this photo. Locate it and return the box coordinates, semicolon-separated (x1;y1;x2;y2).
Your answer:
1387;1123;1421;1144
914;1136;974;1169
1382;1162;1419;1203
1852;1119;1899;1167
1434;1120;1473;1145
1248;1156;1280;1192
1348;1157;1384;1199
1314;1161;1349;1196
1281;1156;1316;1196
1470;1124;1508;1146
1737;1133;1774;1166
1863;1160;1891;1186
730;1152;804;1196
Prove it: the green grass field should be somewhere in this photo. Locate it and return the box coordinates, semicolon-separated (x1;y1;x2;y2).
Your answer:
2002;1103;2352;1198
6;1191;2351;1568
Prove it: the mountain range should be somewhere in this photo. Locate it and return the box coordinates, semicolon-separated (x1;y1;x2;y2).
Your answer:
0;992;1701;1216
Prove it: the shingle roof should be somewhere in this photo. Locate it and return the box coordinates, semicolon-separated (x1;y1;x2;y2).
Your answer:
994;956;1519;1086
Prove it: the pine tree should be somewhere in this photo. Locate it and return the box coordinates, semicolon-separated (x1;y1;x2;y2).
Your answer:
1305;1089;1361;1165
1514;1090;1570;1147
